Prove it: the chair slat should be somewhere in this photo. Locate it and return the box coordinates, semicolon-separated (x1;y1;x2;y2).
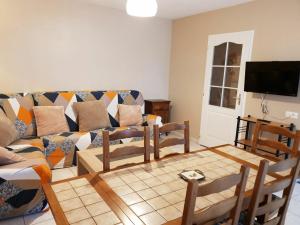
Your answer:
197;173;242;197
182;165;249;225
109;129;144;141
193;196;238;225
102;127;150;172
159;138;185;149
262;178;292;196
263;216;280;225
257;139;292;154
268;157;297;174
260;125;296;139
153;120;190;160
256;197;286;216
159;122;185;133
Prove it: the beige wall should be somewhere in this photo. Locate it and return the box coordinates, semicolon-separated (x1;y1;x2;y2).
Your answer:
0;0;171;99
169;0;300;139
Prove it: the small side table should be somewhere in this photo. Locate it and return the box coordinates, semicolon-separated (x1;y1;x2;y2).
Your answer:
145;99;171;123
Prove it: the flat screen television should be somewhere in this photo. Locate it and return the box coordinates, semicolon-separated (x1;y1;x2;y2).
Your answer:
244;61;300;96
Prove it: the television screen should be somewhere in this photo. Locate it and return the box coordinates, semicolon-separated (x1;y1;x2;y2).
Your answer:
244;61;300;96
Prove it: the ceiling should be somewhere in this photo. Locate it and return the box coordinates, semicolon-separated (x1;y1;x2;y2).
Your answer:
87;0;253;19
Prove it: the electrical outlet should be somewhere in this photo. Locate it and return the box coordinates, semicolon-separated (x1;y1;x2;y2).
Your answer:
285;111;299;119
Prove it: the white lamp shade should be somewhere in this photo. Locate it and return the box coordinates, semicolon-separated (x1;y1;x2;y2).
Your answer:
126;0;158;17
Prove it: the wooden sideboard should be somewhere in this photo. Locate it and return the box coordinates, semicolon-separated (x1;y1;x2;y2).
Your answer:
145;99;171;123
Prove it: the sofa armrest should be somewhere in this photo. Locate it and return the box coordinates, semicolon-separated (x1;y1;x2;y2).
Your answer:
143;114;163;127
0;159;51;219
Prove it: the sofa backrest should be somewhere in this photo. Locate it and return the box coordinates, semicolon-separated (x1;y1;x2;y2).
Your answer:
0;93;36;138
33;90;144;131
0;90;144;134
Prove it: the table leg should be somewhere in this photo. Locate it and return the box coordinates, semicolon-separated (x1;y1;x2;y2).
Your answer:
77;157;89;176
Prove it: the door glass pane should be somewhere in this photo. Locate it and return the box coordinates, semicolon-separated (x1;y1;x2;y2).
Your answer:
225;67;240;88
209;87;222;106
213;43;227;65
211;67;224;86
222;88;237;109
227;42;242;66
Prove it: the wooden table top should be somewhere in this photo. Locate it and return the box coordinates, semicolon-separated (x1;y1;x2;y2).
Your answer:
43;144;285;225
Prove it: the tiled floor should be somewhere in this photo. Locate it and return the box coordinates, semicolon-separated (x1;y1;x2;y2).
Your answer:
1;137;300;225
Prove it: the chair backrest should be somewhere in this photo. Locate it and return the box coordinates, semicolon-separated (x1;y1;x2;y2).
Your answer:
102;127;150;172
182;165;250;225
153;121;190;160
251;122;300;157
246;157;300;225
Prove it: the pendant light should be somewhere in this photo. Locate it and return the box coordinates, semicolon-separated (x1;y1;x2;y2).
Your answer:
126;0;158;17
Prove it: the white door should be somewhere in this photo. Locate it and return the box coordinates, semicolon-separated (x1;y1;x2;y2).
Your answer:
200;31;254;147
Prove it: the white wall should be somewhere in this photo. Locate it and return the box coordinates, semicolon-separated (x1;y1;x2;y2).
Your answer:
0;0;171;99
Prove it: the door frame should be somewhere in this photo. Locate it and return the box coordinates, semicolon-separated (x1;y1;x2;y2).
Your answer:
199;30;254;146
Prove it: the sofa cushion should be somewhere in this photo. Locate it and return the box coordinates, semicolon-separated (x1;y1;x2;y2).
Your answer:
0;109;18;147
33;106;69;136
33;90;145;131
118;104;143;127
7;138;44;152
0;147;25;166
73;100;110;132
0;93;36;138
42;126;145;169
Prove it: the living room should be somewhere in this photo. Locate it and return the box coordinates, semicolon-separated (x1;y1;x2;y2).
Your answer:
0;0;300;225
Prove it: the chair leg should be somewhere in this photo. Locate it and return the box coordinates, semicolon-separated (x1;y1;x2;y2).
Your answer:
184;121;190;153
153;125;160;160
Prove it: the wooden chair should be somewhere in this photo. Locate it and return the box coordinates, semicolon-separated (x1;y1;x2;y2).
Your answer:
102;127;150;172
153;121;190;160
182;165;250;225
246;156;300;225
251;121;300;157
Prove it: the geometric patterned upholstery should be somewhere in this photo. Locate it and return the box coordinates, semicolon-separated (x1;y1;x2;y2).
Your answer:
33;90;145;131
0;90;161;169
41;126;145;169
0;147;51;219
0;93;36;138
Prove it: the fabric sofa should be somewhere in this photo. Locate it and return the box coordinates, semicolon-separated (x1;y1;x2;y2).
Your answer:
0;90;161;219
0;145;51;219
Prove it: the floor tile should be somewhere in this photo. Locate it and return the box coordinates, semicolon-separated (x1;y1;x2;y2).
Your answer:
0;216;24;225
34;219;56;225
93;211;120;225
140;211;166;225
24;210;53;225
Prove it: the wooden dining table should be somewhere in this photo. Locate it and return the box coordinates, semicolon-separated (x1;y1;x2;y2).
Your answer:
43;144;286;225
